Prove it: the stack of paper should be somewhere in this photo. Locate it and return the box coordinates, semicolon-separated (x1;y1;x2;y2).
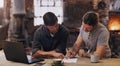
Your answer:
62;58;78;63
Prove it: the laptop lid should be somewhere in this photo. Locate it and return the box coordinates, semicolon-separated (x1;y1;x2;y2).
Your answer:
2;41;43;64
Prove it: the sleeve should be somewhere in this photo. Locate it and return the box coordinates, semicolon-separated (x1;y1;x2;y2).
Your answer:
78;25;83;37
32;30;43;54
97;30;110;46
55;28;69;55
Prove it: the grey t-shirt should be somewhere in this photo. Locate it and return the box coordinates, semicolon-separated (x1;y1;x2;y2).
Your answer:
79;23;111;57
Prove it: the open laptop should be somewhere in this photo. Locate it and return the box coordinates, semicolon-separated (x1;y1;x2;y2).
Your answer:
2;40;44;64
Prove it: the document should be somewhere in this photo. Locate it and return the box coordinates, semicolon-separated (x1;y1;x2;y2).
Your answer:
62;58;78;63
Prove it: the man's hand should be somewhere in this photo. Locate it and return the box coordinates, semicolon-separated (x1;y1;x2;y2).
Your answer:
78;49;85;57
51;52;64;59
65;48;77;58
32;50;65;59
32;51;41;58
78;49;90;58
32;50;48;58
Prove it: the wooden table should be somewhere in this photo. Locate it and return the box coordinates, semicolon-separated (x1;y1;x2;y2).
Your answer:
43;58;120;66
0;50;120;66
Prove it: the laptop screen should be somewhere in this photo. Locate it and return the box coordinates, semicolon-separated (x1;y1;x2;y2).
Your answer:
2;41;43;64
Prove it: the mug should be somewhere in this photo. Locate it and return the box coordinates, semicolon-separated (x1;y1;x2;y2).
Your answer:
90;54;99;63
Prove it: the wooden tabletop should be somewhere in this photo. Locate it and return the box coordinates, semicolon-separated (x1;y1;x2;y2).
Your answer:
42;58;120;66
0;50;120;66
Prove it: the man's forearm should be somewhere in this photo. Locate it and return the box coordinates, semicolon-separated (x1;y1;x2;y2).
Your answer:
72;36;83;54
72;43;80;53
94;45;106;59
36;50;55;56
34;50;64;59
32;50;54;58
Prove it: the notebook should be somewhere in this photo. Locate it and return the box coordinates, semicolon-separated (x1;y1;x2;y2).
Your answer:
2;40;44;64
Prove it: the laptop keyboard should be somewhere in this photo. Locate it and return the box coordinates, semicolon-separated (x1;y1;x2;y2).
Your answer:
27;55;44;63
27;55;32;63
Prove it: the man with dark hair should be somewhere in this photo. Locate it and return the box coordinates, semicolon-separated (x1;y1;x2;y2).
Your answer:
32;12;69;59
66;11;111;59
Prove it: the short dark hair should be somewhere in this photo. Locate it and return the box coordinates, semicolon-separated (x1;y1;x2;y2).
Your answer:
82;11;99;26
43;12;58;26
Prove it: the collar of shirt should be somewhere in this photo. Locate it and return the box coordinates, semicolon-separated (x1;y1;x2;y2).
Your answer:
50;33;54;37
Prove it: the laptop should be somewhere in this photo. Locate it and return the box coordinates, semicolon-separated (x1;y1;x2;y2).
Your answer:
2;41;44;64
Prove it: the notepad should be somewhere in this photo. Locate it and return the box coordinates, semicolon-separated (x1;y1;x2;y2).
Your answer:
62;58;78;63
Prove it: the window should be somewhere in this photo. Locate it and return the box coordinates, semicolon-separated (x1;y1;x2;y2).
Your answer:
34;0;63;26
0;0;4;8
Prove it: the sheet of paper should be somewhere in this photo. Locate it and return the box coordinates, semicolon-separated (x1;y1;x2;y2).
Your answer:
62;58;78;63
